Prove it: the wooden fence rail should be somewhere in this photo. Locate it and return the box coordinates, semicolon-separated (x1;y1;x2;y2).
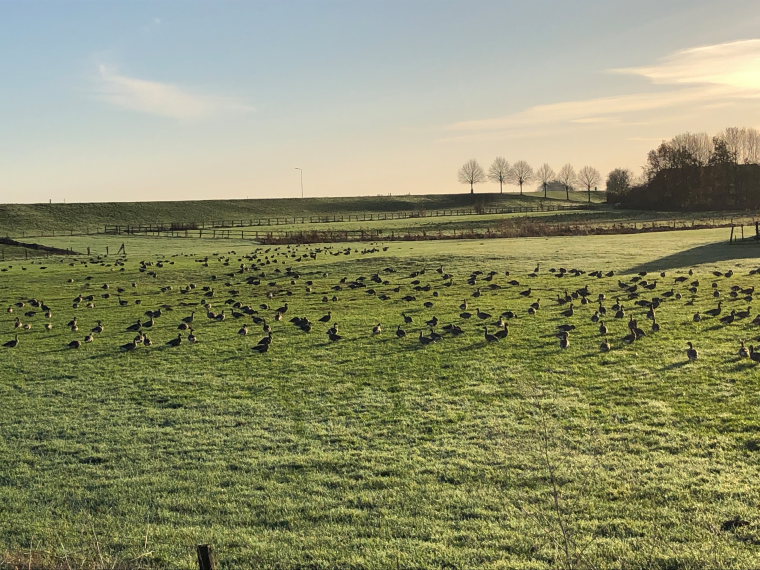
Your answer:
102;203;594;235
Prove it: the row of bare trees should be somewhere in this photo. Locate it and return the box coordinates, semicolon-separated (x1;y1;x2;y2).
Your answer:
644;127;760;180
458;158;602;202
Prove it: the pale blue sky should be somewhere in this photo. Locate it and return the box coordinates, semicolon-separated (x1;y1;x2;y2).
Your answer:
2;0;760;203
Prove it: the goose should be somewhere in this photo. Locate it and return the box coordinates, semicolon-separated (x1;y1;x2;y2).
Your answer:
327;329;343;341
429;328;443;341
276;303;289;314
418;330;435;345
372;323;382;335
686;341;698;361
13;317;22;329
705;301;722;317
238;324;249;335
652;317;660;333
257;332;273;346
520;288;532;297
396;325;406;338
252;341;270;353
476;308;491;320
84;334;94;343
599;321;608;335
459;300;468;310
426;316;439;327
739;340;749;358
600;337;611;352
92;321;104;334
126;319;142;332
167;333;183;347
319;311;332;323
562;303;574;318
182;311;195;324
402;313;413;324
3;335;19;348
590;311;600;323
559;331;570;349
143;335;153;347
121;339;138;351
274;311;283;321
495;323;509;339
68;339;82;349
484;326;499;343
750;345;760;363
693;312;702;322
720;310;736;325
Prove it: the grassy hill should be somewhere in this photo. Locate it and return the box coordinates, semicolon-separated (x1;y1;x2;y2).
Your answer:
0;190;604;235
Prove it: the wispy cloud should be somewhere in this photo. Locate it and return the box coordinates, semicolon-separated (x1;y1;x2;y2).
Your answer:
95;65;253;121
446;39;760;137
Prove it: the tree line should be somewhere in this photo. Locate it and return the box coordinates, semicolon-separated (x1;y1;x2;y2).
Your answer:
457;158;602;202
607;126;760;210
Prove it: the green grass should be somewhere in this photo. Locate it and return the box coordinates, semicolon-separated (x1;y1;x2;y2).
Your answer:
0;191;602;236
2;228;760;568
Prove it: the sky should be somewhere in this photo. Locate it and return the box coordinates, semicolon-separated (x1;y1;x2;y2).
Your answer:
3;0;760;204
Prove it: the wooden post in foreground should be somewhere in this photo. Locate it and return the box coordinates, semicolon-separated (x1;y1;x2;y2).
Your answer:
197;544;216;570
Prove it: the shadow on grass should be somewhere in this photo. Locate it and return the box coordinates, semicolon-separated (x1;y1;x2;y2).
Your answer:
661;360;691;370
625;242;760;274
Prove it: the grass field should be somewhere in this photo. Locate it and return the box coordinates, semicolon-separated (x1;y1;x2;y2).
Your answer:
0;190;605;237
2;226;760;569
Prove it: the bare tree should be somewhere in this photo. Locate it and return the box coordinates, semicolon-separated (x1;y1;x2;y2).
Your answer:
557;164;576;201
577;166;601;203
721;127;745;164
458;159;486;194
507;160;534;195
671;132;712;166
746;128;760;164
535;164;555;198
487;157;510;194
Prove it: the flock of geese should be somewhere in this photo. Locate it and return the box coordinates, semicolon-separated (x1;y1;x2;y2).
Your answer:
2;244;760;364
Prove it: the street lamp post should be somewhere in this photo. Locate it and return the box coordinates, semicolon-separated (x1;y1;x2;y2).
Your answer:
294;168;303;198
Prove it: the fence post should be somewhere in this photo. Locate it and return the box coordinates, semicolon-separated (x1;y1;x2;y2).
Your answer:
197;545;216;570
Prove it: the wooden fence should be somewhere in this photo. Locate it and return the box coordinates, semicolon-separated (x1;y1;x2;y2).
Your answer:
102;203;593;235
99;217;756;245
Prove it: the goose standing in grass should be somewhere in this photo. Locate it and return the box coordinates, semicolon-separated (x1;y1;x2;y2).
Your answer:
686;342;698;361
484;326;499;343
559;331;570;349
167;333;183;347
68;339;82;349
476;308;491;320
750;346;760;363
372;323;382;335
396;325;406;338
418;330;435;345
188;329;198;343
238;324;249;336
599;321;608;336
3;335;19;348
495;323;509;339
739;340;749;358
600;336;611;352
